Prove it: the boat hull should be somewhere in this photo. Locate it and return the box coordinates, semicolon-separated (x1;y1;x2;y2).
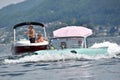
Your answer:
34;47;108;56
12;45;48;55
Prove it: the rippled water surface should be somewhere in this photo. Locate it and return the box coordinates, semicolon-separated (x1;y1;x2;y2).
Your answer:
0;37;120;80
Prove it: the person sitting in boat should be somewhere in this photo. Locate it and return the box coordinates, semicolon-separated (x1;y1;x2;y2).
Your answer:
60;42;67;49
25;25;36;43
35;33;46;43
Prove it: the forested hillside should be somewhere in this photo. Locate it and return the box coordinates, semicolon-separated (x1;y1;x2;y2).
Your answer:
0;0;120;28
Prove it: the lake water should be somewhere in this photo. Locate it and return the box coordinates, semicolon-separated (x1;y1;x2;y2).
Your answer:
0;36;120;80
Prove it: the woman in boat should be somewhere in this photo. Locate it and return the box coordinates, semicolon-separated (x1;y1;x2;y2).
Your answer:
35;33;46;43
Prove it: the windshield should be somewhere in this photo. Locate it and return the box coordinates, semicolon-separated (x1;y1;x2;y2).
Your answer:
15;25;44;41
50;37;84;49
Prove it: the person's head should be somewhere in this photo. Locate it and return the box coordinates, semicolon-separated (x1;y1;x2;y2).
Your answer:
37;34;42;38
29;25;33;30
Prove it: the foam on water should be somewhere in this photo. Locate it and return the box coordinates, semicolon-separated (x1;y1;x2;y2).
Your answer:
3;41;120;64
90;41;120;55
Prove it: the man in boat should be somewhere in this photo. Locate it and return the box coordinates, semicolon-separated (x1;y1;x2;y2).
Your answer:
25;25;36;43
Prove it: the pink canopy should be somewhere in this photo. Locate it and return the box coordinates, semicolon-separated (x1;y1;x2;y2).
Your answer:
53;26;93;37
